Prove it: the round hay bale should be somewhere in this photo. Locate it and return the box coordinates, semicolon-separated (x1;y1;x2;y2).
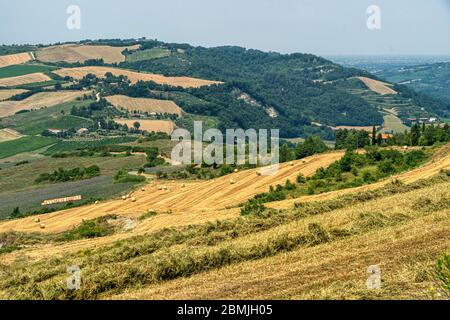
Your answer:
122;196;127;200
158;186;162;190
234;169;238;173
39;223;46;229
230;179;235;185
94;201;99;205
141;187;145;191
181;183;186;188
289;161;294;166
34;218;40;223
131;197;136;202
148;209;155;213
163;186;168;190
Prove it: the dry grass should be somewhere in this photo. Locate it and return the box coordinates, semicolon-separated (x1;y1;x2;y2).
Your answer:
0;89;28;101
0;128;23;143
357;77;397;95
1;173;448;300
54;66;222;88
114;119;176;134
106;95;183;116
0;91;86;117
0;73;51;87
0;53;32;68
36;44;140;64
0;152;343;238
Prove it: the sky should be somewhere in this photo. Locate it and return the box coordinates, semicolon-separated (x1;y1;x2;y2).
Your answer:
1;0;450;56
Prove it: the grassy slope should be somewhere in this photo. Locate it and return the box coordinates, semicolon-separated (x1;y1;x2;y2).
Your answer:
0;64;57;79
0;99;93;135
0;146;448;299
0;136;56;159
0;173;448;299
125;48;171;62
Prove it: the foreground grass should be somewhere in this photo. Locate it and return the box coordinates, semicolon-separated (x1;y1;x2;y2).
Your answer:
0;172;448;299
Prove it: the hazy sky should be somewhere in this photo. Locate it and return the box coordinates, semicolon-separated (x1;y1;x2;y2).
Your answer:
1;0;450;55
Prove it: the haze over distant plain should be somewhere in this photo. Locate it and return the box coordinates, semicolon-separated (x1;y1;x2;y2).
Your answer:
1;0;450;56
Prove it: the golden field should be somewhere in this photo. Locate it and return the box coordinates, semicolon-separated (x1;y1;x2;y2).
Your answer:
106;95;183;116
0;91;86;117
0;73;51;87
54;66;222;88
114;119;176;134
357;77;397;95
36;44;140;64
0;52;33;68
0;145;448;300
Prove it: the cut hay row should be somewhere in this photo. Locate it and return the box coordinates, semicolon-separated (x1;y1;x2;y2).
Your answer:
106;95;183;116
0;91;86;117
0;72;51;87
53;66;222;88
36;44;141;64
0;128;23;142
114;119;176;134
357;76;397;95
0;151;345;236
0;52;33;68
0;89;28;101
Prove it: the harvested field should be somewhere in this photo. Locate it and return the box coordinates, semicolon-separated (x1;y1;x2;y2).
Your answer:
357;76;397;95
54;66;222;88
0;91;86;117
36;44;140;64
106;95;183;116
0;128;22;143
115;119;175;134
0;73;51;87
0;151;344;235
0;89;27;101
0;52;32;68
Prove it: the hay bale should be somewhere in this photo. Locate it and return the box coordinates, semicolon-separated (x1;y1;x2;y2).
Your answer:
256;171;262;176
158;186;162;190
39;223;46;229
34;218;40;223
94;201;99;205
181;183;186;188
122;195;127;200
289;161;294;166
230;179;235;185
131;197;136;202
234;169;238;173
148;209;155;213
163;186;168;190
141;187;145;191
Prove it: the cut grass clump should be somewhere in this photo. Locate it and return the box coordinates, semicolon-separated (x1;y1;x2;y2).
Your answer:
56;215;117;242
